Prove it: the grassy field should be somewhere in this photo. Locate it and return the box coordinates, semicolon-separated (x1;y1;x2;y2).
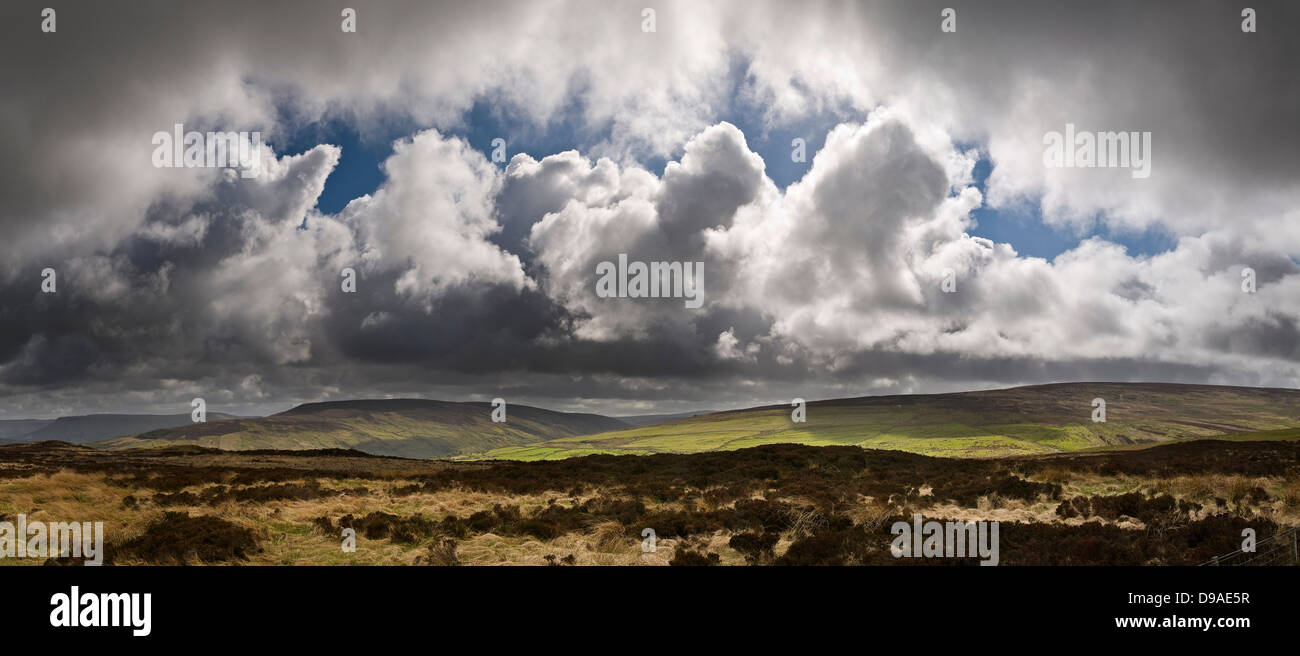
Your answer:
478;383;1300;460
2;439;1297;566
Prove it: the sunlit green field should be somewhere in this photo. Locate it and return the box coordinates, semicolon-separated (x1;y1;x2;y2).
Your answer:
91;383;1300;462
478;383;1300;460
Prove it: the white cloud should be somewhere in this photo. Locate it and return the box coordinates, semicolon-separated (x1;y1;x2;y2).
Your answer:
340;129;531;306
3;0;1300;412
515;107;1300;390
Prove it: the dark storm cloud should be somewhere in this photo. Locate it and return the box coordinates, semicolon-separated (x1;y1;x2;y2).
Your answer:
1;0;1299;416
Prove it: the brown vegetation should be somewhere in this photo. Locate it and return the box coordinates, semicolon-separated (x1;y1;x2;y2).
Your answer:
1;438;1296;565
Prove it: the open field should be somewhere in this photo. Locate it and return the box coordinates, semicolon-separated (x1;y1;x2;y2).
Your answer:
2;437;1297;566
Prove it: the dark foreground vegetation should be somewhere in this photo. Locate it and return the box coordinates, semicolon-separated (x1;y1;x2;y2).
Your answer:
1;439;1296;565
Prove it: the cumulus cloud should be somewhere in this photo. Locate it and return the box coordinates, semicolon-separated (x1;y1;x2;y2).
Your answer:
340;129;531;306
0;0;1298;415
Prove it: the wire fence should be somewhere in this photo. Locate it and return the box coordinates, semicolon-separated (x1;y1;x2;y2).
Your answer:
1202;526;1299;566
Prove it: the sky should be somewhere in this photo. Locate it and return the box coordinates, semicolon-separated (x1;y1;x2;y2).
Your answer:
1;0;1299;418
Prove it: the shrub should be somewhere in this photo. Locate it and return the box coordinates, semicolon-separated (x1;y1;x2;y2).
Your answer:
669;549;720;566
118;512;261;564
420;538;460;566
728;531;779;564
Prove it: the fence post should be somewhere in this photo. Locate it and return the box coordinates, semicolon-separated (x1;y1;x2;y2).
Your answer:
1292;529;1298;565
1211;555;1219;566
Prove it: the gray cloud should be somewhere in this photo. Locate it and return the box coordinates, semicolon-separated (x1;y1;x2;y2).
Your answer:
1;0;1298;417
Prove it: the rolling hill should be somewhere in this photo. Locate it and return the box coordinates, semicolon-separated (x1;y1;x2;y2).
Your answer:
2;414;239;444
0;419;54;441
477;382;1300;460
96;399;629;458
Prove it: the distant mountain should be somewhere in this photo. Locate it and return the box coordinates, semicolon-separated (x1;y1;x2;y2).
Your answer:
614;410;716;427
12;413;240;444
479;382;1300;460
0;419;54;440
96;399;630;458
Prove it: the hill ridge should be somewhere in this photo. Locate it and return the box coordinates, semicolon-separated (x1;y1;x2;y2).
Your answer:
476;382;1300;460
99;398;629;459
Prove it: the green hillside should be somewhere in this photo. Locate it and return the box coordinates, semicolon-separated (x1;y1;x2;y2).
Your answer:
96;399;628;458
477;383;1300;460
